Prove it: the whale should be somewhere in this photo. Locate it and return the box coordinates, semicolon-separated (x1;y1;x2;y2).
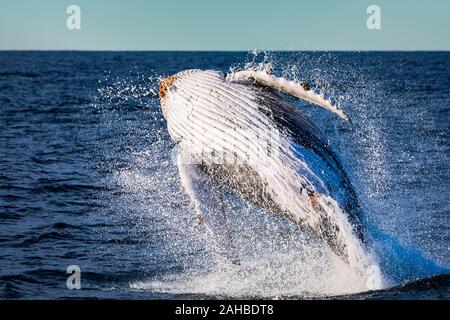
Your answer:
158;68;382;283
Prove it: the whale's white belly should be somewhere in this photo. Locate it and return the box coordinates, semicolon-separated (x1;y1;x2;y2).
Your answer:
164;70;320;225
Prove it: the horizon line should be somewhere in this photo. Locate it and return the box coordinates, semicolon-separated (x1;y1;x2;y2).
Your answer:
1;49;450;53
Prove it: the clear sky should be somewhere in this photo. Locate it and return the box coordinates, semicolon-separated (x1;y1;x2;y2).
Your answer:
0;0;449;50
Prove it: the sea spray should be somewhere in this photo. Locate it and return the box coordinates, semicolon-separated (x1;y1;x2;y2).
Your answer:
366;224;449;286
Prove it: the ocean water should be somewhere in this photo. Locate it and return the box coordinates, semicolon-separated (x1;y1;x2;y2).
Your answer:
0;51;449;299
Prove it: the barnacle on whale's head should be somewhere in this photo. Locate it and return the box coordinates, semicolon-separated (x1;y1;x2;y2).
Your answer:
158;75;177;100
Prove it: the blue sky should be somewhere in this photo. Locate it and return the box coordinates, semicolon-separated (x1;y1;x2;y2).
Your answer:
0;0;449;50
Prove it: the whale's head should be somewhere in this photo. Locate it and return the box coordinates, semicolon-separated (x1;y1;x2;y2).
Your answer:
158;69;204;121
158;69;219;145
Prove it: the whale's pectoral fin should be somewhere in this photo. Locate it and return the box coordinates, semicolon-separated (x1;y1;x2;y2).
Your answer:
176;149;239;264
227;70;351;122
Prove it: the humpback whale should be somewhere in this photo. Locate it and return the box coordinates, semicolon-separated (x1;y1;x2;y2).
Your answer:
158;68;382;283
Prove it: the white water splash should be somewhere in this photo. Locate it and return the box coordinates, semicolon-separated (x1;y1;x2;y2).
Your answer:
113;147;386;297
131;250;371;298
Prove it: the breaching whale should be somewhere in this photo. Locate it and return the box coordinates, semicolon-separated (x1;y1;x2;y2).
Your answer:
158;68;382;283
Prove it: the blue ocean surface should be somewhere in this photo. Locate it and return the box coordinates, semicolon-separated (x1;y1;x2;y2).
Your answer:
0;51;449;299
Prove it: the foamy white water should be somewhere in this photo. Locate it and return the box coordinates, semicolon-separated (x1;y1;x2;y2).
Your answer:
116;148;385;297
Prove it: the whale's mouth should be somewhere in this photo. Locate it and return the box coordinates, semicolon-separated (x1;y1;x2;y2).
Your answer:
158;75;177;100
